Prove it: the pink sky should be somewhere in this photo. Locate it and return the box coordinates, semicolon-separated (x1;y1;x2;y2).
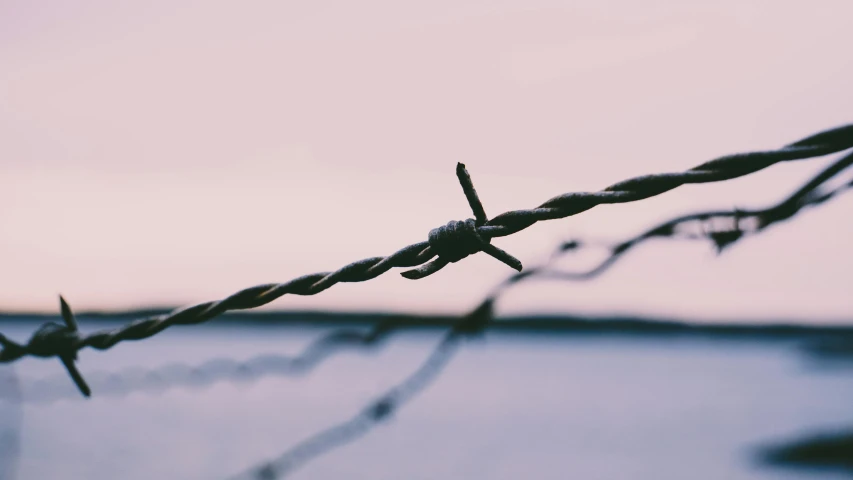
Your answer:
1;0;852;322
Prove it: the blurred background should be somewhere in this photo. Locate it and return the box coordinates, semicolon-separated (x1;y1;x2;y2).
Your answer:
1;1;852;479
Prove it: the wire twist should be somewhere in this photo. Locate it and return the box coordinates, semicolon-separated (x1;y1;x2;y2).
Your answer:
402;163;522;279
538;150;853;280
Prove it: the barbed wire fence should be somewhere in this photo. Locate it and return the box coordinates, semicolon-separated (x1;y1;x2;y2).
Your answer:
6;146;853;406
1;124;852;479
230;147;853;479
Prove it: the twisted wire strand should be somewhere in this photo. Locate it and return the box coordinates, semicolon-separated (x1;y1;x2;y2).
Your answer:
532;150;853;281
478;125;853;235
2;123;852;392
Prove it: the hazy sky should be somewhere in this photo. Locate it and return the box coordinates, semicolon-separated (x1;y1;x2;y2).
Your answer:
1;0;852;322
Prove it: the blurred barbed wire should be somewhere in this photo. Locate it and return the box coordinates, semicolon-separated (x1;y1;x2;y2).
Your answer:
11;325;396;405
229;327;468;480
507;149;853;283
2;123;852;399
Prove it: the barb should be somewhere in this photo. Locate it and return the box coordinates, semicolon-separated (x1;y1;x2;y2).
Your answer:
401;163;523;279
2;123;852;396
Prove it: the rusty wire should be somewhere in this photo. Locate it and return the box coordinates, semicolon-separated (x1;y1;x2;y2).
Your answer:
1;123;852;398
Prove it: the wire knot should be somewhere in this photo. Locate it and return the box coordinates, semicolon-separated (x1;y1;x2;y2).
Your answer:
26;322;81;358
25;296;92;397
427;218;485;263
402;163;523;279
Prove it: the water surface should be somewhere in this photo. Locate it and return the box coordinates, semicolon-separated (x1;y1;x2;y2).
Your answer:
1;320;852;480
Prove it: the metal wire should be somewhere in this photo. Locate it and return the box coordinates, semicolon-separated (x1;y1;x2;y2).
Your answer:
1;123;852;398
227;151;853;479
3;144;852;480
520;150;853;282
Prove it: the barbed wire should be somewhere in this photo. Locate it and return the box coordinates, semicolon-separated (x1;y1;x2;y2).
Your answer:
2;123;852;398
229;149;853;479
2;142;852;480
225;150;853;479
507;149;853;283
